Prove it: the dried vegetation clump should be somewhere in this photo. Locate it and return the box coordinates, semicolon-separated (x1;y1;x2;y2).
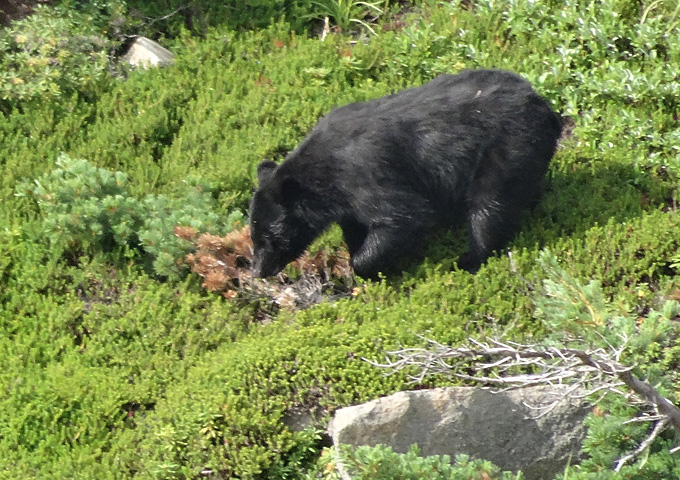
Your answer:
178;226;356;311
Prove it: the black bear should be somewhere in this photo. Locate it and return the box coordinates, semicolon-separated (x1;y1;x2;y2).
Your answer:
249;69;561;278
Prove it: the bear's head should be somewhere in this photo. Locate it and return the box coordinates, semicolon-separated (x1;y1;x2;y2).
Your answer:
249;161;320;278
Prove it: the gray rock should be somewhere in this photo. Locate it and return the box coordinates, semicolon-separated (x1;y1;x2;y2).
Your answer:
122;37;174;69
328;386;590;480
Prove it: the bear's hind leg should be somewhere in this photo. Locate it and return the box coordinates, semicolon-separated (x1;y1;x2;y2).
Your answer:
461;144;546;272
461;195;524;273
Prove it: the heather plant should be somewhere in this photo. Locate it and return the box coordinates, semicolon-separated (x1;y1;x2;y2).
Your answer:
313;445;521;480
121;0;320;35
2;0;680;479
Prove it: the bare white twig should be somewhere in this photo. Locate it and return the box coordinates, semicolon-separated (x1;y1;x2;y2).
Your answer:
146;6;190;25
623;414;667;424
320;17;330;41
615;418;670;471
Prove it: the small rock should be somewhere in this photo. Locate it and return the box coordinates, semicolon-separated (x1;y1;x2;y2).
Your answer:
122;36;174;69
328;385;590;480
282;409;315;432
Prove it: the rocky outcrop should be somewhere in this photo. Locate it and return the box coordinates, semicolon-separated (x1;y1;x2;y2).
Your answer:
328;386;590;480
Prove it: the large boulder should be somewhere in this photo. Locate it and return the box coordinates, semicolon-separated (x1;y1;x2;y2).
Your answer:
328;386;590;480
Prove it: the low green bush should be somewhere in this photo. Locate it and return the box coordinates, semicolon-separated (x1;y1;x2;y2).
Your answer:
0;231;257;477
534;253;680;479
0;3;120;109
2;0;680;478
17;154;243;278
120;0;319;36
315;445;521;480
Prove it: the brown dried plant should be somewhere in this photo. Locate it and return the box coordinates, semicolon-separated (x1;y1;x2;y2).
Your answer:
178;225;354;309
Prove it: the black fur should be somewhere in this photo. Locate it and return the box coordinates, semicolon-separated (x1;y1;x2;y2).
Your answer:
249;69;561;278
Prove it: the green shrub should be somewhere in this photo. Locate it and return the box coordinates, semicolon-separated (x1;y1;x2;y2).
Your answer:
2;0;680;478
121;0;318;36
314;445;521;480
0;3;121;109
534;253;680;479
18;154;143;251
0;237;255;478
301;0;388;36
17;154;243;278
138;179;244;277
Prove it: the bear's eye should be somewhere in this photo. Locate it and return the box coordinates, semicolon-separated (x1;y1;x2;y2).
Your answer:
265;235;280;249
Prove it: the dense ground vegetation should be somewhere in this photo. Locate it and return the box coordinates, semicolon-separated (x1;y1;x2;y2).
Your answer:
1;0;680;478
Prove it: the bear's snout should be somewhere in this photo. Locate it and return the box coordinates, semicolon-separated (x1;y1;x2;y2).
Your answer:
251;253;283;278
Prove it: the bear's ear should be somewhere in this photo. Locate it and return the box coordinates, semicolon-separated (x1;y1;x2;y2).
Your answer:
257;161;277;184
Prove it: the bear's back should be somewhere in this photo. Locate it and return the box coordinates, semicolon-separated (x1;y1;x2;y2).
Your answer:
279;69;560;208
313;70;556;148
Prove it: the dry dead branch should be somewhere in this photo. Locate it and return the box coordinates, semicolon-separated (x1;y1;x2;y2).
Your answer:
364;335;680;470
320;16;330;41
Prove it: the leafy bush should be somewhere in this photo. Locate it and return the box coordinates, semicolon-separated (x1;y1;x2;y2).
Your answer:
0;235;257;478
315;445;522;480
0;3;121;109
18;154;243;278
301;0;388;36
533;253;680;479
121;0;321;36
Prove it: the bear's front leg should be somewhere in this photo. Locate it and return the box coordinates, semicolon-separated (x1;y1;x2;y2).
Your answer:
349;225;420;278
